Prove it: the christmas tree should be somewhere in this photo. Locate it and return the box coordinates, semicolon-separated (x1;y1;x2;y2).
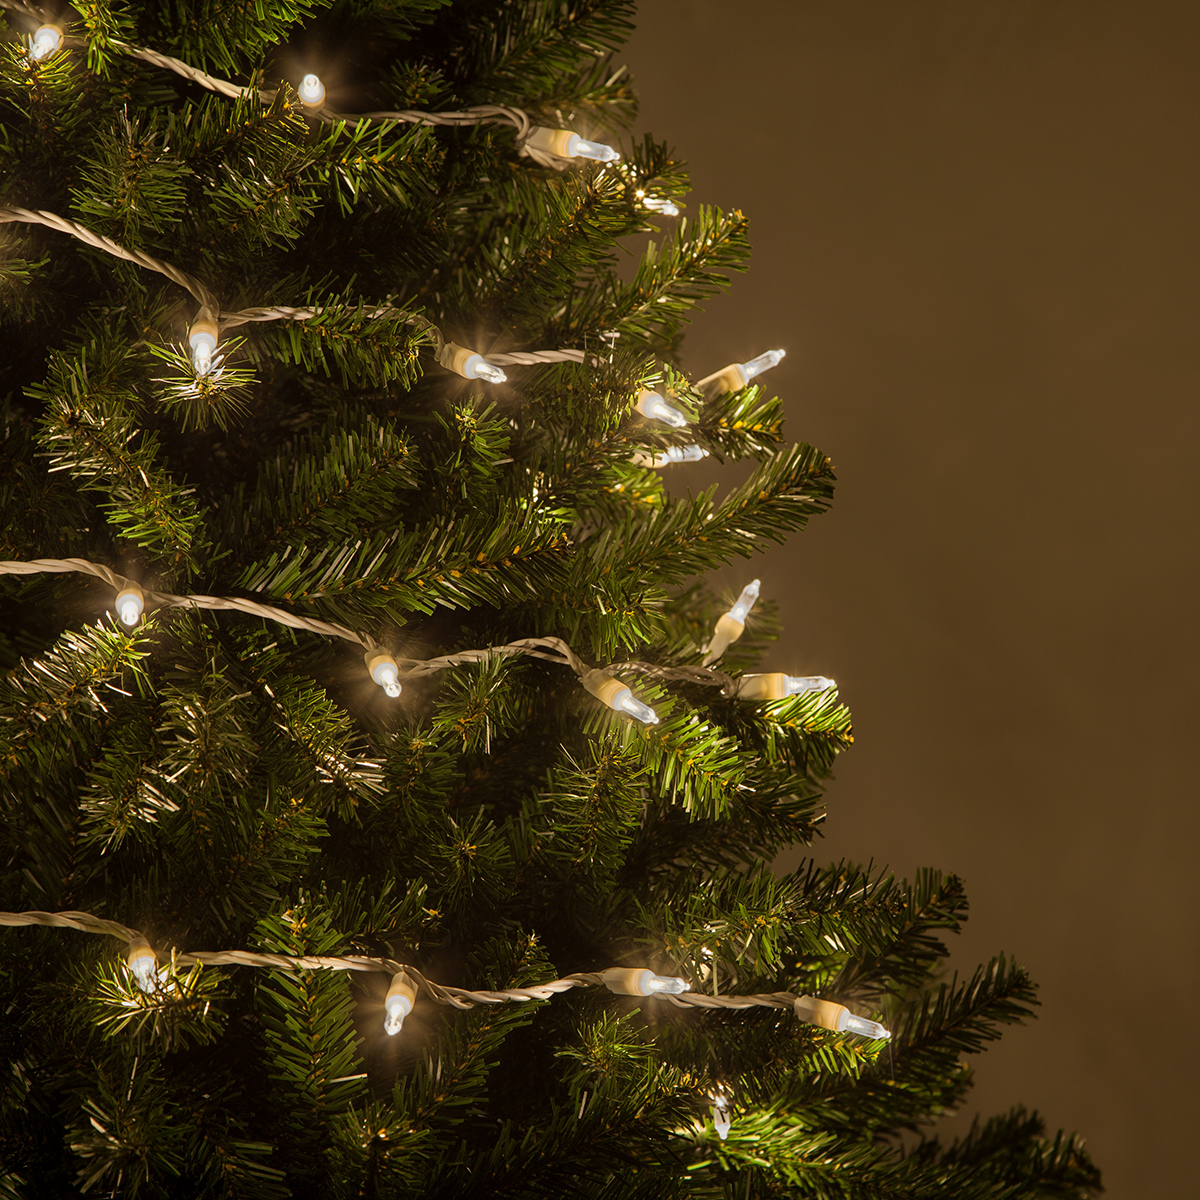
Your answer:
0;2;1101;1195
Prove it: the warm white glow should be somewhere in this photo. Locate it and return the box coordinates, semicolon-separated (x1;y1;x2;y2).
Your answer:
191;338;215;375
784;675;835;695
463;354;507;384
635;391;688;428
727;579;760;624
371;660;402;698
711;1100;732;1141
640;972;688;995
126;940;157;994
115;585;144;628
384;992;412;1036
29;25;62;61
610;687;659;725
565;133;620;162
738;348;785;383
298;73;326;107
643;197;680;217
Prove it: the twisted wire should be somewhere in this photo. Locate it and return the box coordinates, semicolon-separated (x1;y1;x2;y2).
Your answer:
0;911;811;1016
605;661;734;689
0;207;217;309
486;349;594;367
396;636;584;678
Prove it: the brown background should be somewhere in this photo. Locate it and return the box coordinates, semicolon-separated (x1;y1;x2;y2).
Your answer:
621;3;1199;1196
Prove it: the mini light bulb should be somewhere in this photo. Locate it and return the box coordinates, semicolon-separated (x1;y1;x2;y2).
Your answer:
126;936;158;994
635;390;688;428
439;342;507;383
839;1011;891;1040
784;674;835;695
737;348;786;383
726;579;760;624
366;651;402;698
115;583;145;628
642;197;680;217
298;73;326;107
29;25;63;61
189;307;219;376
602;967;688;996
525;127;620;163
581;670;660;726
384;973;416;1036
565;133;620;162
712;1101;732;1141
663;444;708;464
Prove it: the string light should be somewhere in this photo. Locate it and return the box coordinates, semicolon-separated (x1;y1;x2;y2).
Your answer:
365;651;402;698
736;673;835;701
188;307;219;375
640;195;680;217
581;669;659;725
701;579;759;666
125;937;158;994
114;583;145;628
602;968;689;996
525;127;620;163
297;73;326;107
696;348;786;396
384;972;417;1035
634;390;688;428
711;1091;733;1140
793;995;890;1040
631;444;710;467
438;341;507;383
28;24;63;61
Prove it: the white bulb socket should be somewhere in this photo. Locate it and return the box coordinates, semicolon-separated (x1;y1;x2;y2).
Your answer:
366;652;402;698
298;73;326;107
115;583;145;628
635;390;688;428
384;973;416;1036
29;25;63;61
126;936;158;994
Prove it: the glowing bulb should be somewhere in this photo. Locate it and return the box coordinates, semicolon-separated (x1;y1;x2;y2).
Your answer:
635;390;688;428
565;133;620;162
737;348;786;383
115;584;144;628
784;674;835;695
712;1102;732;1141
602;967;688;996
298;73;326;107
611;687;659;725
462;354;507;384
366;652;402;698
726;579;760;624
29;25;63;61
643;197;680;217
840;1012;891;1040
663;444;708;464
189;307;219;377
126;937;157;994
384;973;416;1036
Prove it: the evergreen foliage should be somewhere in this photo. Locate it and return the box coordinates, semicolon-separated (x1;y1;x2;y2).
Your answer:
0;2;1099;1196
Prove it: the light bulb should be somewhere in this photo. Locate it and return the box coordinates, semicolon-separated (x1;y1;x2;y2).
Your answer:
366;651;402;698
839;1011;891;1040
784;674;835;695
602;967;688;996
737;348;786;383
712;1103;732;1141
564;133;620;162
188;307;219;376
384;973;416;1036
610;687;659;725
439;342;507;383
635;390;688;428
29;25;63;61
642;197;680;217
298;73;326;107
663;444;708;464
726;579;760;624
462;354;507;384
114;583;144;628
126;937;158;994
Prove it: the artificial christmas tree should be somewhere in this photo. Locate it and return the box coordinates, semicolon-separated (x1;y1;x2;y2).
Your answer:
0;2;1101;1195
